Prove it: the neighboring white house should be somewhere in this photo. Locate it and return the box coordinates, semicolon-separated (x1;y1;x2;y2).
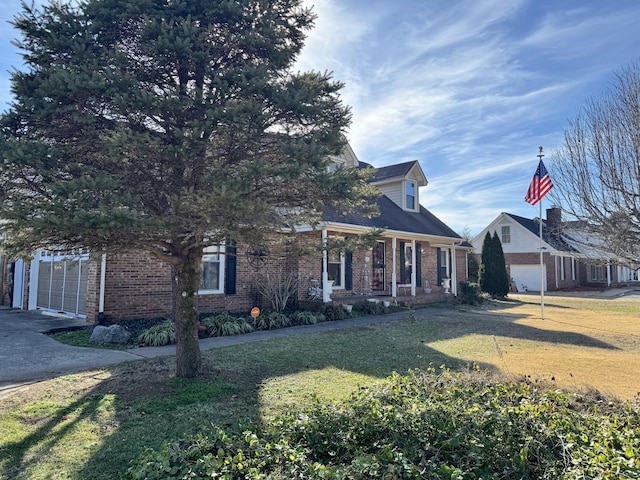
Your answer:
472;207;638;292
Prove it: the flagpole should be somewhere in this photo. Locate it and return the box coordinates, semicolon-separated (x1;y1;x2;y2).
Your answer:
538;146;545;320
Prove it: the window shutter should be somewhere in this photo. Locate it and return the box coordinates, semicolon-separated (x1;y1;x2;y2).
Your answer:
345;252;353;290
225;240;237;295
416;243;422;287
400;242;406;283
437;247;442;285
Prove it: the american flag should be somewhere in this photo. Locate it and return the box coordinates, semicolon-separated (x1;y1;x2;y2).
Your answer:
525;160;553;205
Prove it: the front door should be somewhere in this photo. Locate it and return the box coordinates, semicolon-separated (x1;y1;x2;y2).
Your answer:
372;242;385;291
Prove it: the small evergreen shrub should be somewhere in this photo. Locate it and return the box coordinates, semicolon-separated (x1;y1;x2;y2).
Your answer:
137;320;176;346
254;311;291;330
319;302;349;321
458;280;483;305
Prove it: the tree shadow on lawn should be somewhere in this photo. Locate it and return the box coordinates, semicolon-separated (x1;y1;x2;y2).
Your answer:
1;305;620;479
436;308;619;350
1;329;489;479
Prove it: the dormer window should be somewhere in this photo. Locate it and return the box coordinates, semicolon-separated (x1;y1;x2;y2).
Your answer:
405;181;416;210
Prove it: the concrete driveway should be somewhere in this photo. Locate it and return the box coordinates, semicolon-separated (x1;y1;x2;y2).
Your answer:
0;307;142;392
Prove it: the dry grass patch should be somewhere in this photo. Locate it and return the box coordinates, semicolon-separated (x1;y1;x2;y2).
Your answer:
427;292;640;400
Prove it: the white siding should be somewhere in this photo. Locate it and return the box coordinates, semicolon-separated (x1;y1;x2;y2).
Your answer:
472;215;546;254
379;183;403;207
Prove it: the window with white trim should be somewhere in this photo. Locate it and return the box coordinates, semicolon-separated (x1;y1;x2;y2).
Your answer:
327;251;344;288
590;264;605;281
439;248;449;283
199;245;225;294
501;226;511;244
405;181;416;210
558;256;565;281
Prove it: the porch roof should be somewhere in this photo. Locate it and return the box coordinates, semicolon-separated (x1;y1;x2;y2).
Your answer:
324;195;463;241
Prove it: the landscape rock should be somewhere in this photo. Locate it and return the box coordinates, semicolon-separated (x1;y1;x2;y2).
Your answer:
90;324;131;345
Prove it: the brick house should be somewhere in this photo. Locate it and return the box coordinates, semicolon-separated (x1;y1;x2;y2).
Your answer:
9;144;471;322
472;207;639;292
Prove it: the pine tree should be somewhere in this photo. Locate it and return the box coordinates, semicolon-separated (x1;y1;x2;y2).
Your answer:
479;232;494;294
491;232;509;297
0;0;377;377
479;231;509;298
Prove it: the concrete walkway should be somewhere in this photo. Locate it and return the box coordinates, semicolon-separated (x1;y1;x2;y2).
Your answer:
0;306;444;396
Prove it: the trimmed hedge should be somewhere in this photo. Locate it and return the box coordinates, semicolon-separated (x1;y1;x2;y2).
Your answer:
126;367;640;479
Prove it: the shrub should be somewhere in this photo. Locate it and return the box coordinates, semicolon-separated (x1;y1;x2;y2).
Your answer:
353;299;387;315
202;313;254;337
254;311;291;330
127;369;640;480
137;320;175;346
458;280;483;305
127;368;640;479
289;310;320;326
253;269;299;312
319;302;349;321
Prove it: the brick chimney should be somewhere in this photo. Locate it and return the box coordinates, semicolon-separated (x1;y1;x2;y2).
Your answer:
546;207;562;235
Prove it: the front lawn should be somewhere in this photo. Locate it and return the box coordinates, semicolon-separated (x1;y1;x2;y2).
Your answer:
1;294;639;479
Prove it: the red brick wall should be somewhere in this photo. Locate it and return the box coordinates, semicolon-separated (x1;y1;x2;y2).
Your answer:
102;252;173;321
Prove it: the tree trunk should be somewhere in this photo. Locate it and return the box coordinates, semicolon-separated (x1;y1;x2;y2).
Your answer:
174;248;202;377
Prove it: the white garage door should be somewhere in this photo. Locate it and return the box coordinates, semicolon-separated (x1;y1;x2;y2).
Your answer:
36;251;88;317
510;264;547;292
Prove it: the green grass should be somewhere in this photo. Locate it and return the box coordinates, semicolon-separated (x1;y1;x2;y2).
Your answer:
1;296;639;479
48;329;94;347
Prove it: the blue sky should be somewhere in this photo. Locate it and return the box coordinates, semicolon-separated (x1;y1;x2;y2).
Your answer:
1;1;640;236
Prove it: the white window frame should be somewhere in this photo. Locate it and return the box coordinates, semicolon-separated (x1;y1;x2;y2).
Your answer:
439;248;449;284
199;245;225;294
327;250;345;289
501;225;511;244
405;181;417;211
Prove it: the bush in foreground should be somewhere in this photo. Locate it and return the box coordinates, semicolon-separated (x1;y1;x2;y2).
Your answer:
126;368;640;479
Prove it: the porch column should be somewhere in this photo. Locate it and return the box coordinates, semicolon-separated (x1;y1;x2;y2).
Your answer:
451;244;457;296
555;256;559;289
607;262;611;287
322;229;331;302
411;239;416;296
391;237;397;297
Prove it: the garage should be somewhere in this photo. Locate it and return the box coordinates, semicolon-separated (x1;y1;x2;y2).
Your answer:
35;251;89;317
510;264;547;292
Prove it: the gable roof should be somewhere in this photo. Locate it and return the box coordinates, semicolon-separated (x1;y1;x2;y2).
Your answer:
505;212;579;254
324;195;462;241
359;160;428;186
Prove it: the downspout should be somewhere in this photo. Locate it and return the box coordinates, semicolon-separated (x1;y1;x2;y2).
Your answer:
98;253;107;322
